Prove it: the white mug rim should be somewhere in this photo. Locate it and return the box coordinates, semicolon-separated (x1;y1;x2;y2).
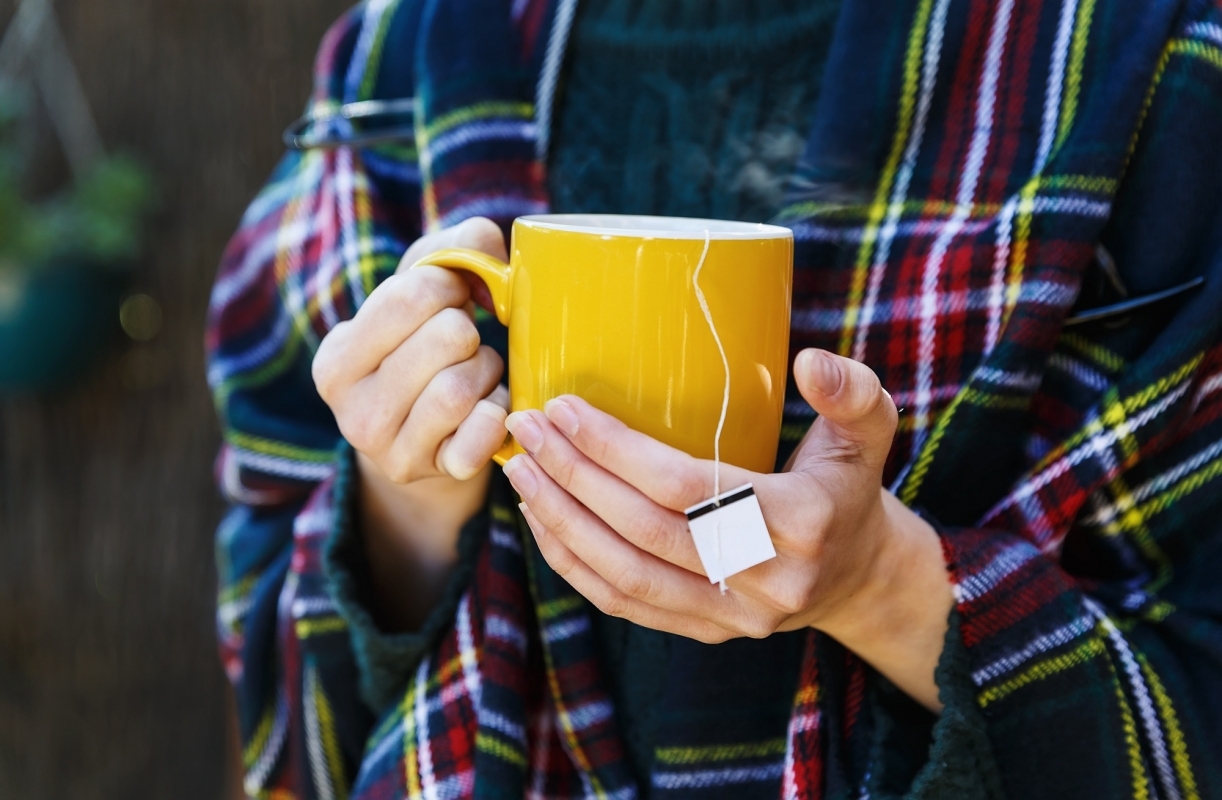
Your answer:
516;213;792;240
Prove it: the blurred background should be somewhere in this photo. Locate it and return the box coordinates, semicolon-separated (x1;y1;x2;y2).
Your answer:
0;0;349;795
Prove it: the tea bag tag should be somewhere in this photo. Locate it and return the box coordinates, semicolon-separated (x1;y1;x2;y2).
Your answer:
685;484;776;585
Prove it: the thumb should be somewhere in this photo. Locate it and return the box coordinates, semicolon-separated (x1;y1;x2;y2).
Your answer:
789;349;898;472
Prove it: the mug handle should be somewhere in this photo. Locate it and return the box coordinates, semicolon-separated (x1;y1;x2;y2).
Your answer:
410;247;516;465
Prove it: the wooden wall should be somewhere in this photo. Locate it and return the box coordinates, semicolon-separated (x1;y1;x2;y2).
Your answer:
0;0;349;795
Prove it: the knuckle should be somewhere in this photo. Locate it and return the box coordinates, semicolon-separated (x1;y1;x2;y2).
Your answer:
373;444;418;484
435;307;480;355
475;345;507;380
695;628;732;645
626;507;673;557
548;447;581;488
613;566;653;601
408;273;451;317
540;508;577;542
340;409;385;454
543;544;576;577
312;322;355;400
457;216;507;257
400;233;441;269
383;459;416;485
857;377;888;418
583;428;613;465
659;469;708;510
311;352;339;402
596;593;630;619
789;533;823;562
401;268;462;318
768;581;815;616
379;277;426;324
740;615;777;640
432;370;481;420
845;362;895;426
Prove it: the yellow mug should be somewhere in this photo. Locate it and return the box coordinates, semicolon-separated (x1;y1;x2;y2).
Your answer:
414;214;793;472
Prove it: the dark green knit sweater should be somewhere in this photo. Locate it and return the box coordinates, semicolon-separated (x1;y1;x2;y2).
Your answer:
550;0;838;223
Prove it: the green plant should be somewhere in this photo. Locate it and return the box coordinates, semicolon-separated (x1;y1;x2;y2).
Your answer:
0;86;153;271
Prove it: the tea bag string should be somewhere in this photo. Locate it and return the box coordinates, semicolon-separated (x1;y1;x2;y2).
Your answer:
691;229;731;592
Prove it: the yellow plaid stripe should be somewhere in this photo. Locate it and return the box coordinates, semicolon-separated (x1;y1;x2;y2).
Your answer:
655;738;787;765
978;635;1106;707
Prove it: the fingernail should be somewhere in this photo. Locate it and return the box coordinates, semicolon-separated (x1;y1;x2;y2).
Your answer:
505;411;543;454
503;455;538;500
544;398;579;437
801;350;841;396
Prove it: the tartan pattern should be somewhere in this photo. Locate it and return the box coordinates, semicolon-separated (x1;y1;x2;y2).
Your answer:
207;0;1222;797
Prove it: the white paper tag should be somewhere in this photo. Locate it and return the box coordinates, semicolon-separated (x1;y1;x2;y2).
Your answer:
685;483;777;585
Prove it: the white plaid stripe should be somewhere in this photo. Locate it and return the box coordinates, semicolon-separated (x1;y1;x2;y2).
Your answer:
293;596;339;618
850;0;954;362
245;691;291;796
233;447;336;483
792;193;1109;243
491;526;523;553
1080;436;1222;528
653;763;785;790
212;156;327;312
458;594;484;714
912;0;1017;458
542;615;590;644
1191;369;1222;409
280;156;327;348
1088;599;1181;800
414;655;441;800
986;193;1021;353
792;281;1077;332
481;709;528;746
206;295;296;388
562;699;613;732
336;148;371;309
1035;0;1082;171
304;663;338;800
311;173;343;331
487;613;529;654
1048;352;1110;393
1185;21;1222;47
954;540;1038;603
980;377;1194;547
344;0;395;103
422;120;537;169
782;710;821;800
971;613;1095;685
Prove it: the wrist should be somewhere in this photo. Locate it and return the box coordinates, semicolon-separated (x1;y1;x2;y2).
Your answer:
814;490;954;711
356;451;491;631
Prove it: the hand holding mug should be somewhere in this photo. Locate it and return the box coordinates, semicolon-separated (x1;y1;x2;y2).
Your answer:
502;349;953;712
312;216;511;484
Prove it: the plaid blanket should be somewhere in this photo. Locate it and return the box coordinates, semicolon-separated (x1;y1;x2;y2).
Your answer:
207;0;1222;797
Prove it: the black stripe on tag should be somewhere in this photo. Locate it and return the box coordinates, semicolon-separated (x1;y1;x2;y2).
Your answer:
685;485;755;521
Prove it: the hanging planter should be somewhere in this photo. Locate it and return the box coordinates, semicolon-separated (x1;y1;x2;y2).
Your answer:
0;264;122;389
0;0;153;392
